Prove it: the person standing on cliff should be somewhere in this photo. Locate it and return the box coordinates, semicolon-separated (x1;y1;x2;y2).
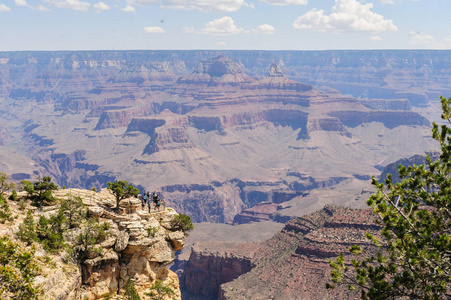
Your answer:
142;192;147;210
152;191;158;208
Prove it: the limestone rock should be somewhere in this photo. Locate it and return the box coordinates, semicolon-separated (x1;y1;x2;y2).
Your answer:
114;231;129;252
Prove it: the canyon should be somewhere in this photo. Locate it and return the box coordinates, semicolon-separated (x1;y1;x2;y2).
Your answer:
0;50;447;224
0;50;450;298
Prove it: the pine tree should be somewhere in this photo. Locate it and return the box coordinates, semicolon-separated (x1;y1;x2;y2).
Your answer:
328;96;451;299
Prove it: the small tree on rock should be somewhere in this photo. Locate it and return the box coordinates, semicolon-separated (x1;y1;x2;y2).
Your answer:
0;172;15;194
107;180;139;211
170;213;194;236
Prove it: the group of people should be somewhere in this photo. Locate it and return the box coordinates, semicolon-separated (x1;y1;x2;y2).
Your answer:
139;191;162;212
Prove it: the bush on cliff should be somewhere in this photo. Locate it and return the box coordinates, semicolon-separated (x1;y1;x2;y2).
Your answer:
170;213;194;236
123;278;141;300
0;236;41;299
328;97;451;299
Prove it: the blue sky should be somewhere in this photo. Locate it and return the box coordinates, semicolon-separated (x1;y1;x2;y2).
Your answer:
0;0;450;51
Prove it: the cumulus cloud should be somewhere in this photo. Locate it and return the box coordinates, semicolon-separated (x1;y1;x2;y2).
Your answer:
121;4;136;12
370;35;382;41
43;0;90;12
15;0;33;8
127;0;244;12
408;31;435;45
253;24;275;34
293;0;397;32
201;16;246;36
94;1;110;13
144;26;166;33
0;4;11;11
380;0;394;4
259;0;308;5
36;4;51;11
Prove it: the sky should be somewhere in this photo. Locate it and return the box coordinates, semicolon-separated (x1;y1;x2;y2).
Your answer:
0;0;450;51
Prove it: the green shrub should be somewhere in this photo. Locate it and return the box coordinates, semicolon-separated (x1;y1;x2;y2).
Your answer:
0;194;13;223
0;236;41;299
170;213;194;236
17;210;38;245
123;278;141;300
8;189;18;201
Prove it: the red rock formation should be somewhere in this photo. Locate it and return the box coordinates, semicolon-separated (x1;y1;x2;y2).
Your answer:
182;206;380;300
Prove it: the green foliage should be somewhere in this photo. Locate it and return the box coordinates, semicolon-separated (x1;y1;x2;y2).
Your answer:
8;189;18;201
328;96;451;299
17;210;38;245
123;278;141;300
59;196;86;228
91;187;97;192
145;279;175;300
36;210;66;253
170;213;194;236
20;180;34;197
0;172;15;194
21;177;58;208
107;180;139;211
32;176;58;208
0;194;13;223
147;226;159;238
0;236;40;299
72;220;110;263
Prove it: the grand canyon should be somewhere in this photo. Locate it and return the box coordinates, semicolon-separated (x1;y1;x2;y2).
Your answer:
0;50;450;299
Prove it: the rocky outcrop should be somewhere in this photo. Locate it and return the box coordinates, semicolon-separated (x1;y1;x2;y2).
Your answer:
181;206;380;300
379;150;441;182
178;56;254;86
8;188;187;300
181;242;256;299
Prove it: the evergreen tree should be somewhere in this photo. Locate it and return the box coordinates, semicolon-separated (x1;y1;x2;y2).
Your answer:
107;180;139;211
328;96;451;299
17;210;38;245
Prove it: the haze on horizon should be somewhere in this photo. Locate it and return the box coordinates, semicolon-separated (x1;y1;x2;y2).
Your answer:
0;0;449;51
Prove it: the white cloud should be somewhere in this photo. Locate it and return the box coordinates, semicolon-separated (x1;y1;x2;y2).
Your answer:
259;0;308;5
144;26;166;33
380;0;394;4
15;0;33;8
370;35;382;41
94;1;110;13
36;4;51;11
127;0;244;12
182;26;195;34
43;0;90;12
293;0;397;32
121;4;136;12
408;31;435;45
216;41;227;46
253;24;275;34
243;1;255;8
0;4;11;11
201;16;246;36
